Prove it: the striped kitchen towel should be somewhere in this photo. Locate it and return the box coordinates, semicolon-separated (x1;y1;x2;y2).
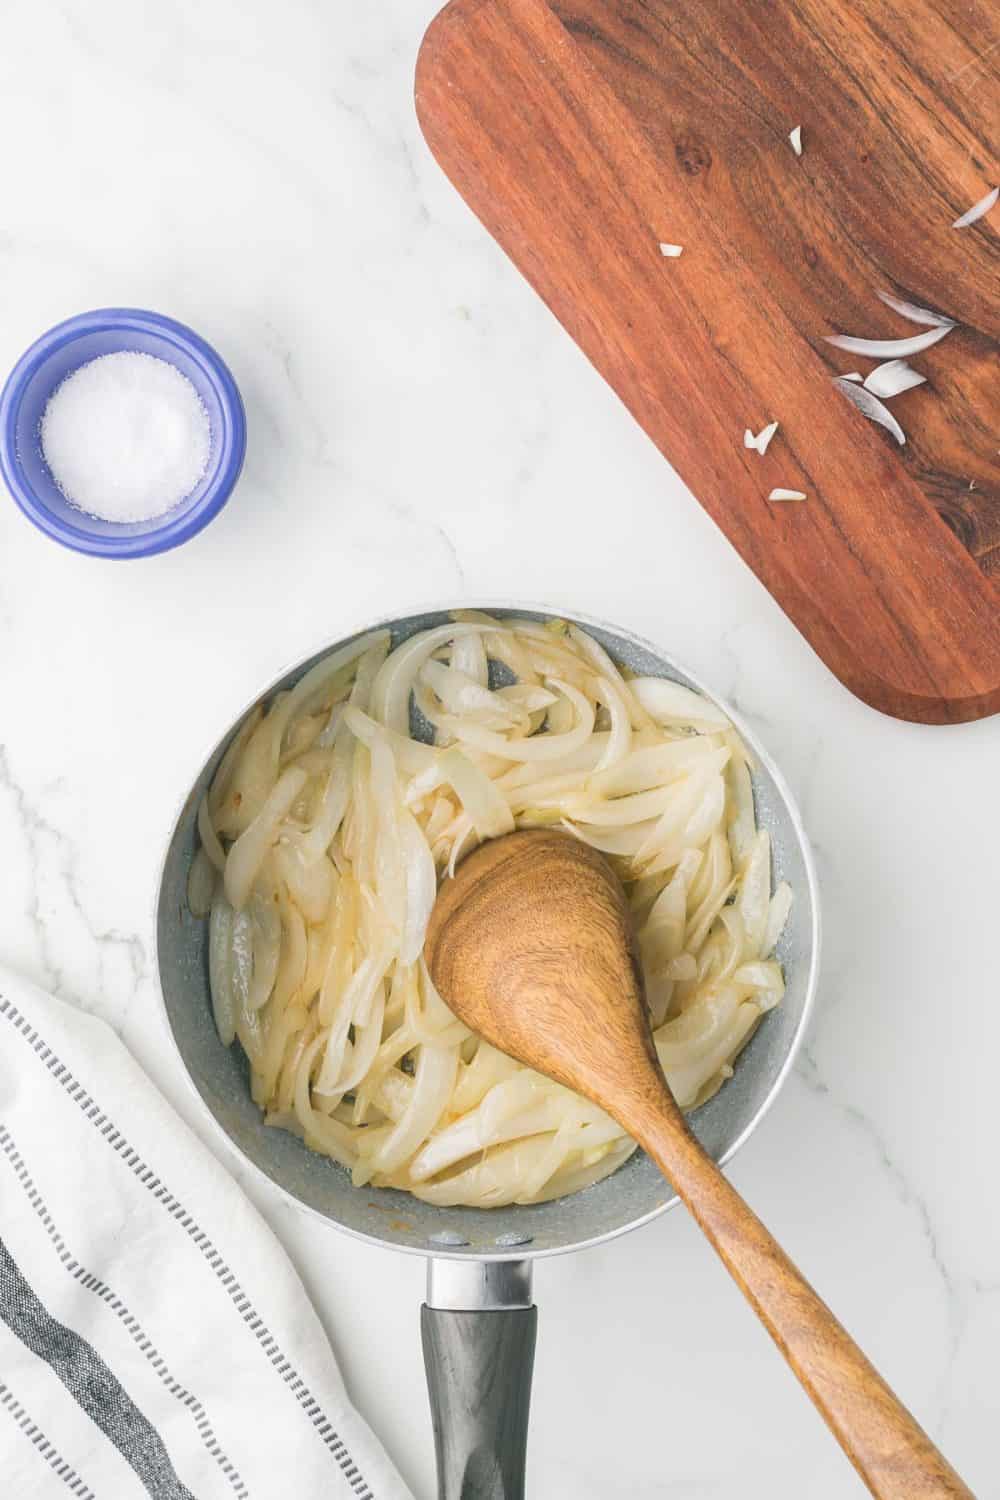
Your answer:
0;968;413;1500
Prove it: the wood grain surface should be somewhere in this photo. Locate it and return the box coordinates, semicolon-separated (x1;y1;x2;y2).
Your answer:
416;0;1000;723
425;830;976;1497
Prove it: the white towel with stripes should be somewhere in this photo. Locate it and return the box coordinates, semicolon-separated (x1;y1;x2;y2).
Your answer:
0;968;413;1500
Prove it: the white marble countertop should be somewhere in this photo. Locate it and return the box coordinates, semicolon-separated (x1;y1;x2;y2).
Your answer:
1;3;997;1495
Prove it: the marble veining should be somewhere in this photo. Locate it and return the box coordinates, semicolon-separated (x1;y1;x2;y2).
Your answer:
1;3;997;1496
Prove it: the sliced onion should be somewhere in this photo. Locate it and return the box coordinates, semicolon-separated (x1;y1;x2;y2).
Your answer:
499;732;624;788
733;960;785;1004
410;1075;574;1181
269;630;389;765
494;683;557;713
248;890;281;1012
451;1042;520;1115
658;995;758;1108
403;1135;571;1207
371;623;492;733
568;626;653;729
450;631;488;686
398;809;437;963
208;893;237;1046
952;186;998;229
745;420;778;455
217;714;280;836
640;852;698;970
635;764;717;864
564;781;693;829
299;732;352;863
568;749;728;828
863;360;926;399
318;984;386;1102
727;760;756;866
593;677;632;771
316;944;393;1093
197;795;226;872
371;736;405;945
224;766;308;911
591;736;719;798
735;830;771;959
562;818;660;858
187;847;217;918
525;1140;636;1205
825;324;952;358
630;677;730;730
342;705;437;775
370;1044;458;1175
875;290;955;328
318;876;357;1026
834;376;906;445
445;678;596;763
435;748;515;839
421;658;521;724
447;816;478;877
208;705;264;819
275;840;336;924
642;773;727;874
199;612;789;1209
762;881;793;956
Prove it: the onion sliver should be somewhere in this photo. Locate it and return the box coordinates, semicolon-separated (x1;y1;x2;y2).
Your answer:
269;630;389;765
630;677;731;730
825;324;952;359
371;623;493;734
875;290;955;328
834;376;906;445
370;1044;458;1176
435;749;515;839
399;810;437;963
446;679;596;762
208;894;237;1046
224;766;308;911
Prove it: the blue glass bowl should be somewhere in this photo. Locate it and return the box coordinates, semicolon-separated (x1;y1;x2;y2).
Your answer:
0;308;246;558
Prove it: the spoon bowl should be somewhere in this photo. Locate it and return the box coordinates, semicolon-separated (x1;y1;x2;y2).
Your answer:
425;828;672;1134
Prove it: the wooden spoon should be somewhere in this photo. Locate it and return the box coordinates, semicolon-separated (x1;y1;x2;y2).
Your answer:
424;829;973;1499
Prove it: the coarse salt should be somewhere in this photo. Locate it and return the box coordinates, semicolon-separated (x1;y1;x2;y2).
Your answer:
41;351;211;523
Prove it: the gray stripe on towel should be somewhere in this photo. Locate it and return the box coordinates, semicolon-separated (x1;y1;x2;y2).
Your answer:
0;992;375;1499
0;1121;248;1497
0;1238;195;1499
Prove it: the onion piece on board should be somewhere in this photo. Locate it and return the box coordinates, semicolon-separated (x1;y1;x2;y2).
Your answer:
863;360;926;400
825;324;953;359
952;186;998;229
833;376;905;445
875;290;955;328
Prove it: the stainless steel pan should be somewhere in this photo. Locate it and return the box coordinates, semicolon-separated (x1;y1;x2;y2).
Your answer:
155;604;820;1499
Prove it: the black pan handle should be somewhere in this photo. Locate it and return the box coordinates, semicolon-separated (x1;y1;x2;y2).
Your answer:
421;1260;537;1500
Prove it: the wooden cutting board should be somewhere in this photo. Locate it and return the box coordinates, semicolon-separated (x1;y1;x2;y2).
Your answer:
415;0;1000;723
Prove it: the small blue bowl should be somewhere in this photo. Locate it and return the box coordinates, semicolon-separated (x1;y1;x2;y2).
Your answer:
0;308;246;558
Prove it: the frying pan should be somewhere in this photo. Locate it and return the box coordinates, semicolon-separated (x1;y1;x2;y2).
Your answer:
154;604;820;1499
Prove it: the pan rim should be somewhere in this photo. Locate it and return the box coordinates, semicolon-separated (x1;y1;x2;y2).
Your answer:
153;597;821;1262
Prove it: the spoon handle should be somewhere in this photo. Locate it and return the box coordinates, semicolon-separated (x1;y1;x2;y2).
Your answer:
638;1115;974;1498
